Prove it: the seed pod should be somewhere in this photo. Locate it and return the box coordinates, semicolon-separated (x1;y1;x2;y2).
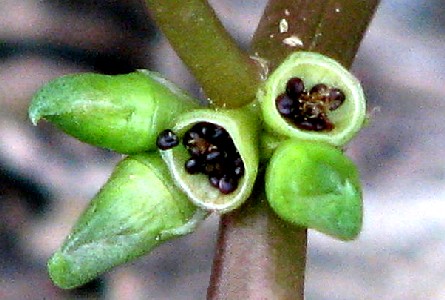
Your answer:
29;70;199;154
265;140;362;240
47;153;206;289
159;106;259;213
257;52;366;147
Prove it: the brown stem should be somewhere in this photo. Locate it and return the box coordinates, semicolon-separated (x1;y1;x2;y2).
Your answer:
144;0;261;108
208;0;380;299
252;0;381;69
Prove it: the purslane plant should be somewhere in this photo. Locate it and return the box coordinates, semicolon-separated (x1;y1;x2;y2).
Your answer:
29;50;367;289
27;0;371;291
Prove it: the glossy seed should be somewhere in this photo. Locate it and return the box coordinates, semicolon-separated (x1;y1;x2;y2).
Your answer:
328;88;346;110
208;176;220;188
206;150;222;162
286;77;305;99
218;176;238;194
275;94;295;117
295;116;331;132
180;122;244;194
309;83;329;96
156;129;179;150
185;158;202;174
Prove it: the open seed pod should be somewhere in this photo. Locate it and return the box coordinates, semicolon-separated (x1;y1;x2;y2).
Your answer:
158;106;259;213
29;70;198;154
257;52;366;147
48;153;206;289
265;140;362;240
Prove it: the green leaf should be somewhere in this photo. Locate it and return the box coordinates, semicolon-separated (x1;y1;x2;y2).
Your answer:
48;153;206;289
29;71;198;154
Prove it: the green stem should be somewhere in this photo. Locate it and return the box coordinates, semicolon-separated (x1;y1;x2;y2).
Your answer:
208;0;380;299
144;0;261;108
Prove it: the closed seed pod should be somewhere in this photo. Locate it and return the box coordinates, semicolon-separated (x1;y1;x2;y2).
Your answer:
265;140;362;240
47;153;206;289
29;70;199;154
257;52;366;147
159;106;259;213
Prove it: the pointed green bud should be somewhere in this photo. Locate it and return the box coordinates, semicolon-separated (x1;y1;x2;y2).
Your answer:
48;153;206;289
265;140;362;240
257;52;366;147
159;106;259;213
29;70;199;154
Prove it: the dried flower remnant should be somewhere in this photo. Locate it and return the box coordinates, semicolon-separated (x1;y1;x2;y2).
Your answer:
275;77;346;132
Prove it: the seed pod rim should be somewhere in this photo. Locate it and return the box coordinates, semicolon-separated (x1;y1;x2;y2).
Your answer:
258;51;366;146
160;107;259;213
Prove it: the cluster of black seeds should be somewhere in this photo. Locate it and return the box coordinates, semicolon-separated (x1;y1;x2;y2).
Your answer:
275;77;346;131
156;123;244;195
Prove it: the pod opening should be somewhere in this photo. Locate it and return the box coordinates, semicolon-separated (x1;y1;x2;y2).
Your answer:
157;122;245;195
275;77;345;132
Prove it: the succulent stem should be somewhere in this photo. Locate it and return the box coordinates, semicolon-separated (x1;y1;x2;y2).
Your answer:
144;0;261;108
208;0;380;299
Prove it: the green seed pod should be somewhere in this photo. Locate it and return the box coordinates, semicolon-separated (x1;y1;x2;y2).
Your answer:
29;70;199;154
257;52;366;147
265;140;362;240
48;153;206;289
159;106;259;213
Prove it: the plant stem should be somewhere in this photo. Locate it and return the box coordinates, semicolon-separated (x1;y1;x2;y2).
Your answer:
252;0;381;69
144;0;261;108
207;1;380;299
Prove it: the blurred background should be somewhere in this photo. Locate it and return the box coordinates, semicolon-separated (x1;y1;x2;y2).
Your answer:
0;0;444;299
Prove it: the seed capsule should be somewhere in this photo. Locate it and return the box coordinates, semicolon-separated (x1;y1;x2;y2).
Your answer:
258;51;367;147
159;107;259;212
29;70;198;154
47;153;206;289
265;140;363;240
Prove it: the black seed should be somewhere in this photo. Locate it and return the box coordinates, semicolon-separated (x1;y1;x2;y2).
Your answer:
209;125;228;142
233;157;244;178
187;145;203;157
182;130;200;147
276;93;296;117
328;88;345;110
185;158;202;174
206;150;222;162
204;162;224;176
218;176;238;194
209;176;220;188
295;116;331;132
181;122;244;194
309;83;329;96
156;129;179;150
286;77;305;99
